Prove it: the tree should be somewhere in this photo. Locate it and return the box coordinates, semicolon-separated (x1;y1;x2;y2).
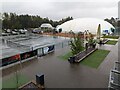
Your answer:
58;16;73;25
88;33;96;48
117;20;120;27
2;12;73;30
104;17;117;27
69;34;83;55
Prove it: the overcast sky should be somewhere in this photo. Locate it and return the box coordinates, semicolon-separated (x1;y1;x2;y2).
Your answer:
1;0;120;21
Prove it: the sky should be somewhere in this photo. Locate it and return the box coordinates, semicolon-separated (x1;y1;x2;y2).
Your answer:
1;0;120;21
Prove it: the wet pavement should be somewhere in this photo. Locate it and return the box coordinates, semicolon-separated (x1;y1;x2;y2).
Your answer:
2;42;118;88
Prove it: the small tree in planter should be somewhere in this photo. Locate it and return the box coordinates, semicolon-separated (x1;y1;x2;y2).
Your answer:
69;33;84;55
88;33;96;48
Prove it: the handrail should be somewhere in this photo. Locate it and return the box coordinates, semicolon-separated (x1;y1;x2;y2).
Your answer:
111;70;120;74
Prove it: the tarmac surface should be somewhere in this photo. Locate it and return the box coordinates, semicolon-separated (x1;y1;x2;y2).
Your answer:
2;42;119;88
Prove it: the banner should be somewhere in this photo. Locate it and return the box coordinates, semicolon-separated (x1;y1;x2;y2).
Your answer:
20;50;37;60
2;54;20;66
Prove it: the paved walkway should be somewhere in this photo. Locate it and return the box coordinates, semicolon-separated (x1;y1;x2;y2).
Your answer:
2;43;118;88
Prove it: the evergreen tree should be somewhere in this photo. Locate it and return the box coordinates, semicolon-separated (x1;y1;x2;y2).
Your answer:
69;34;83;55
2;12;73;29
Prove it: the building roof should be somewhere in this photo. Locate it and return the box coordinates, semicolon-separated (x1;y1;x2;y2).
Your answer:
40;23;53;29
57;18;115;34
1;35;69;59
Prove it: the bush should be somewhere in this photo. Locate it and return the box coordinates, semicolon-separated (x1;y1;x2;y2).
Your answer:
69;34;84;55
102;35;119;39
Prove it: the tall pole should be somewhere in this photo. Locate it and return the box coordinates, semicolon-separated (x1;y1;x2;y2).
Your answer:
15;70;19;89
19;54;23;73
14;61;18;89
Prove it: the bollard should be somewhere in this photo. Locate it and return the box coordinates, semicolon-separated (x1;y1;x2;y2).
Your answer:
36;74;44;86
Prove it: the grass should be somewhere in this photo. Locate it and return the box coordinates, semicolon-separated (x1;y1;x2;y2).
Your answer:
58;48;110;69
58;47;84;60
81;49;110;68
106;40;117;45
102;35;119;39
2;73;30;88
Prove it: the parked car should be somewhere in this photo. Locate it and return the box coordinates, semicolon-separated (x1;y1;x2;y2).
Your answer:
19;29;27;34
32;28;41;34
11;31;18;35
14;29;18;32
2;33;8;36
6;29;11;33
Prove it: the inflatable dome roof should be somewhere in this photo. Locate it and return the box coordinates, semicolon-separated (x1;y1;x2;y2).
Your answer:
40;23;53;29
56;18;115;34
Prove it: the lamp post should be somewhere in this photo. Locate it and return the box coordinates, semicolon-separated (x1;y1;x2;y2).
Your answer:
14;61;19;89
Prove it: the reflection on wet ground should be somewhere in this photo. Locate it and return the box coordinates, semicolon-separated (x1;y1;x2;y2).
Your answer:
2;43;118;88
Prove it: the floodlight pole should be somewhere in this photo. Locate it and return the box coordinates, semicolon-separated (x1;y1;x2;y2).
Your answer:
14;62;19;89
19;55;23;72
15;70;19;89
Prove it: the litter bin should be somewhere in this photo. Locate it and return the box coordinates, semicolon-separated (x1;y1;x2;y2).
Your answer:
36;74;44;86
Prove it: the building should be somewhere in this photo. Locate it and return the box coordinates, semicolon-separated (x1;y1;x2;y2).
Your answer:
40;23;54;32
118;1;120;19
57;18;115;35
0;34;69;68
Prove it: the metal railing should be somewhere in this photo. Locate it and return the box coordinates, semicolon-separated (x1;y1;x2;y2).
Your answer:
108;61;120;90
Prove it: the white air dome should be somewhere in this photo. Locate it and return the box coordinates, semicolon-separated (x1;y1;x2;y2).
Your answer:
56;18;115;34
41;23;53;29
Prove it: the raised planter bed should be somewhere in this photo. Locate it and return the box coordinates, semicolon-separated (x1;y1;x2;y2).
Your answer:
19;81;44;90
102;39;109;44
98;39;109;44
68;47;97;63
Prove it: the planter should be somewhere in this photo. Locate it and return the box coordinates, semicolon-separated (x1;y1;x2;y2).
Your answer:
68;56;76;63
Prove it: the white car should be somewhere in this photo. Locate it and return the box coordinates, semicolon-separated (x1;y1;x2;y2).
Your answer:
19;29;27;34
11;31;18;35
6;29;11;33
2;33;8;36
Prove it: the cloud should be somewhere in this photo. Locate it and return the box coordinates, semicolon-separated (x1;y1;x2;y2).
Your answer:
2;0;120;2
2;1;118;20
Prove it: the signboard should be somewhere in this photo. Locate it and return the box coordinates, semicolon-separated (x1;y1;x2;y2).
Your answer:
103;30;109;34
1;50;37;67
20;50;37;60
43;45;55;54
2;54;20;66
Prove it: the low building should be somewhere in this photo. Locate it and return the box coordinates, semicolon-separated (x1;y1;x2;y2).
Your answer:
40;23;54;32
1;34;69;68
